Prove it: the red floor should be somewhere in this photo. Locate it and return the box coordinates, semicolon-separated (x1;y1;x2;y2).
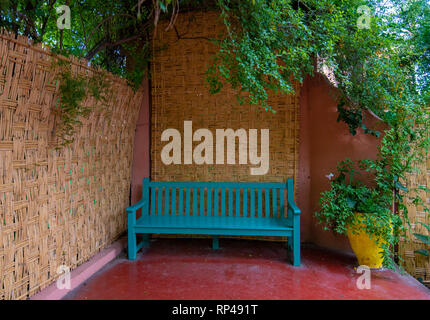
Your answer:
65;238;430;300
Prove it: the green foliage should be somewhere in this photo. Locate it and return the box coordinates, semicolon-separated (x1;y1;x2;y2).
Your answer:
415;248;429;256
122;42;151;92
336;99;364;136
414;220;430;257
317;88;430;269
0;0;212;90
358;97;430;253
1;1;428;115
208;0;429;128
414;232;430;245
52;59;109;146
0;0;154;89
207;0;317;111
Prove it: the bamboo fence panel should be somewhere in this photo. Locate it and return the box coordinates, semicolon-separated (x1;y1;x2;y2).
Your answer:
0;29;143;299
400;157;430;288
150;12;300;241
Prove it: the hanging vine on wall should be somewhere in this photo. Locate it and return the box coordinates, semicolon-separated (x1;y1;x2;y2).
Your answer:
51;58;110;147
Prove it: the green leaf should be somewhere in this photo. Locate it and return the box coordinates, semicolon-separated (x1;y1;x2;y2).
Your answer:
346;197;356;209
415;249;429;256
417;185;430;192
418;222;430;232
414;233;430;245
395;181;409;192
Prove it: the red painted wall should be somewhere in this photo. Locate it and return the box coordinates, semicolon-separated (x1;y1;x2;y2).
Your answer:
130;74;383;253
131;79;151;205
299;74;383;251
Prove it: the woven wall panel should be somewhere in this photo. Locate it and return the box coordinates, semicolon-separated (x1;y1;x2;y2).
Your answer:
150;12;299;241
0;30;143;299
400;158;430;288
151;11;299;185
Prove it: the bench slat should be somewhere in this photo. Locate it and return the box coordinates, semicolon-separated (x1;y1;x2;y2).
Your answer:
143;178;149;216
136;215;291;229
149;181;287;189
179;187;183;215
227;188;232;217
193;188;198;216
170;188;175;225
221;188;226;218
214;187;219;217
272;188;277;217
164;187;170;216
186;188;191;216
207;187;212;216
172;187;176;216
250;189;255;218
235;188;240;217
280;188;285;218
200;187;205;216
258;188;262;218
265;188;270;218
158;187;163;215
243;188;247;218
151;187;156;216
134;225;293;238
249;189;255;227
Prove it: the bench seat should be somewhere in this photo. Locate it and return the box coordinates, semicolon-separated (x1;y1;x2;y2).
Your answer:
135;215;293;236
136;215;293;230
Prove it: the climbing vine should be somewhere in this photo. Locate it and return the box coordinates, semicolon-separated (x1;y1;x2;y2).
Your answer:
51;58;109;146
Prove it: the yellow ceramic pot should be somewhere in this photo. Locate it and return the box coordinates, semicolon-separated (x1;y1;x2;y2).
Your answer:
346;213;387;269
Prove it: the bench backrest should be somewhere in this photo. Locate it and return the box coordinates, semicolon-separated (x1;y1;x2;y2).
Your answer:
141;178;295;219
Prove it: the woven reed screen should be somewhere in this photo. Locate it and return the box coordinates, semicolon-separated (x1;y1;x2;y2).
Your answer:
0;30;143;299
150;12;299;240
151;11;299;183
400;158;430;288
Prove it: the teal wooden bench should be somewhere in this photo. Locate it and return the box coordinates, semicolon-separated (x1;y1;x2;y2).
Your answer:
127;178;301;266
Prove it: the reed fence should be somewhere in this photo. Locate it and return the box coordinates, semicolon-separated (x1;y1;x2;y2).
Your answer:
0;30;143;299
401;158;430;288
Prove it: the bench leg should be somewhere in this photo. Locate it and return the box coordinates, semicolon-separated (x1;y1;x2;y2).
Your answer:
287;236;293;251
128;228;137;261
212;235;219;250
292;215;301;266
128;210;137;260
143;234;150;247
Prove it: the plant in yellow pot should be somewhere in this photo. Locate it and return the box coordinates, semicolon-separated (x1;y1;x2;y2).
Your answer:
346;213;393;269
315;159;401;270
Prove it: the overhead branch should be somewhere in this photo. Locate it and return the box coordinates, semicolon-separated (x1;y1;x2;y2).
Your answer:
84;13;136;49
39;0;57;40
173;25;212;42
15;10;39;40
85;34;144;60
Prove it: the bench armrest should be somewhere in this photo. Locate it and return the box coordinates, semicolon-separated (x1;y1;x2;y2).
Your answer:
126;199;146;213
288;201;301;215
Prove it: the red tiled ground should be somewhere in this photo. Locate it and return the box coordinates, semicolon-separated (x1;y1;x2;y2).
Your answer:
65;238;430;300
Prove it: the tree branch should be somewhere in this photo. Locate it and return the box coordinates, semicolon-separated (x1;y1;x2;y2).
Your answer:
39;0;57;40
173;25;212;42
85;34;143;60
77;0;88;45
85;13;136;48
15;10;39;40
